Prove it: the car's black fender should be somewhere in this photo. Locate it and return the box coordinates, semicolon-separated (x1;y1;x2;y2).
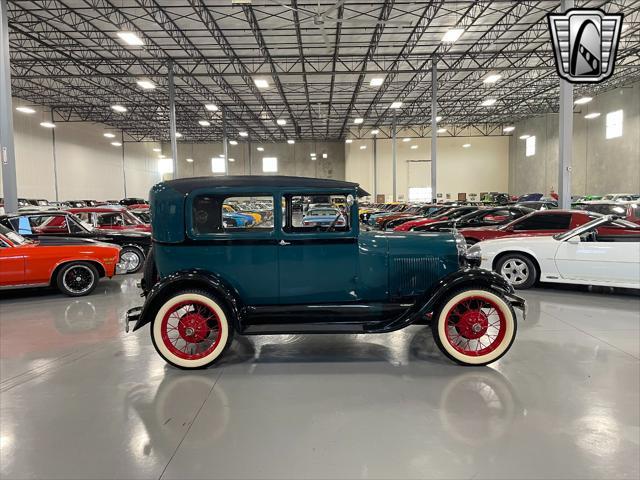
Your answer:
369;268;523;333
131;269;242;332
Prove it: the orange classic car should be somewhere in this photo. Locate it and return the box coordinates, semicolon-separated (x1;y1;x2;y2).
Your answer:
0;225;124;296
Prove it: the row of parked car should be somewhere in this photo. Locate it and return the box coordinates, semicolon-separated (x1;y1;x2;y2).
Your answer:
360;200;640;291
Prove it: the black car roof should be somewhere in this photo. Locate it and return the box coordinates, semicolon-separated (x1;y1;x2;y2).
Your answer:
163;175;370;196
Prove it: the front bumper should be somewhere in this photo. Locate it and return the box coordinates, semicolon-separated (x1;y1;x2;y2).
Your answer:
124;306;142;333
115;262;128;275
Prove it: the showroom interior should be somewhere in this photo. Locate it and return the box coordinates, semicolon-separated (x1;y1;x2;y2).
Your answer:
0;1;639;479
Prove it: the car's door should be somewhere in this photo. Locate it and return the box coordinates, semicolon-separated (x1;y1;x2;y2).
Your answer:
0;236;25;285
186;193;279;305
278;192;358;304
554;235;640;285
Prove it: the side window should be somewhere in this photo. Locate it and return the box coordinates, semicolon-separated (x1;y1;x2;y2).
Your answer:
31;215;71;234
285;194;350;233
192;195;274;235
513;214;571;231
97;213;124;227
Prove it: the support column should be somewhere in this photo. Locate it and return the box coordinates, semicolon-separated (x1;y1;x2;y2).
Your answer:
167;59;178;179
373;136;377;200
391;118;397;202
222;109;228;175
121;130;127;197
0;0;17;213
51;110;59;201
431;58;438;203
558;0;574;209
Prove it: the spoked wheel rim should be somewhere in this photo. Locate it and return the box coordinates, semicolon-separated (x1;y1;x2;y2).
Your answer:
62;265;95;294
500;259;529;286
120;250;141;272
160;300;222;360
444;296;506;357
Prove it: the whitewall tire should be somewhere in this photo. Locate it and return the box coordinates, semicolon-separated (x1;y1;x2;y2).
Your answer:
432;289;517;366
151;291;232;369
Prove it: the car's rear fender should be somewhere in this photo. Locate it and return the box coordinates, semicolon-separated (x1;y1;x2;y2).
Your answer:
131;269;242;332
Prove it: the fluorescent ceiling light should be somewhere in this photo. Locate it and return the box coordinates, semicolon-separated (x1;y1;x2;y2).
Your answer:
402;138;411;142
40;122;55;128
584;112;601;119
462;143;471;148
483;73;502;84
411;145;418;150
239;131;248;137
322;153;327;159
257;147;264;152
436;116;442;122
481;98;497;107
111;105;127;113
229;158;235;162
437;128;447;133
369;77;384;87
390;101;403;109
16;106;35;114
354;118;364;124
345;139;353;144
254;78;269;89
229;140;238;145
111;142;122;147
371;129;379;135
198;120;211;127
103;133;116;138
205;103;218;111
117;31;143;46
287;139;295;144
219;154;225;158
442;28;464;43
276;119;287;126
574;96;592;105
186;158;194;163
503;126;515;133
311;156;316;161
310;152;316;156
153;148;161;152
519;134;530;140
136;80;155;90
175;132;183;138
359;145;366;150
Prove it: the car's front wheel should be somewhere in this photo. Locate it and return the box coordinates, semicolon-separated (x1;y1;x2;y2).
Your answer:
119;246;145;274
151;290;234;369
432;288;517;366
496;253;538;289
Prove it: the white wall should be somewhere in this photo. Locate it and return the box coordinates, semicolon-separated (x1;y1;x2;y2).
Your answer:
346;133;510;202
509;81;640;196
0;103;162;201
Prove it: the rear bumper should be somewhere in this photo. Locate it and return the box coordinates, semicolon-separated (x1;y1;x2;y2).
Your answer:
124;306;142;333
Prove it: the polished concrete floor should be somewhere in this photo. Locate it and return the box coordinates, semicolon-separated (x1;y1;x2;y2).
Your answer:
0;275;638;480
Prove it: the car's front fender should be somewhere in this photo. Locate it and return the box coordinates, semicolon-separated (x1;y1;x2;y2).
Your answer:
131;269;242;332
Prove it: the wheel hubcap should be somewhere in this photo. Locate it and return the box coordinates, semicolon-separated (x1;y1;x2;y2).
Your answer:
120;251;141;272
62;265;94;294
500;259;528;285
160;300;222;360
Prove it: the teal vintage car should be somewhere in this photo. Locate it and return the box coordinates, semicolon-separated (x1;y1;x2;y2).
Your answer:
126;176;525;369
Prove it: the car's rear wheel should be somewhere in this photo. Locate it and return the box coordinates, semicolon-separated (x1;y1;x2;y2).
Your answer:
431;288;517;366
120;246;145;274
496;253;538;289
151;290;234;369
56;262;99;297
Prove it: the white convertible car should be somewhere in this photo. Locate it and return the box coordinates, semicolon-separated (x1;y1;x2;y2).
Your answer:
467;215;640;289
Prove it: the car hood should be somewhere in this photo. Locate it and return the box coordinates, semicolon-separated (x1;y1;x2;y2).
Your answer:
36;236;103;246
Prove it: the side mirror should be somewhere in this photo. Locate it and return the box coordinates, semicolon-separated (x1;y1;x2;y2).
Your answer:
346;194;355;207
567;235;580;245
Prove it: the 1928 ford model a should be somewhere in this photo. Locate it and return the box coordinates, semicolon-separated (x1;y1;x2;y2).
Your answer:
126;176;525;369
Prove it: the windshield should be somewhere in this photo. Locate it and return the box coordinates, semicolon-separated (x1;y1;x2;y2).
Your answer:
554;216;639;241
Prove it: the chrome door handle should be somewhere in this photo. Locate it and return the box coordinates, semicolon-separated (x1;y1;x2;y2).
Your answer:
279;240;291;246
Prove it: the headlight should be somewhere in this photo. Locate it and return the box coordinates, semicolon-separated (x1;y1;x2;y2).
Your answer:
465;244;482;266
454;232;467;258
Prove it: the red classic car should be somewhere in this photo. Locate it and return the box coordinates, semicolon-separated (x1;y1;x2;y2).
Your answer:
459;210;637;244
393;206;479;231
0;224;123;296
68;206;151;232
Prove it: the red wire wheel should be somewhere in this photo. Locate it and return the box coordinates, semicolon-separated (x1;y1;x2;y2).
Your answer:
160;299;222;361
443;295;507;357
